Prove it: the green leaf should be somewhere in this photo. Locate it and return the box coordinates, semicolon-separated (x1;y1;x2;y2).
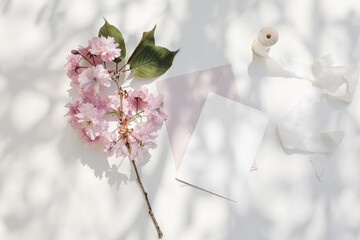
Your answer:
98;18;126;61
127;25;156;65
130;45;179;78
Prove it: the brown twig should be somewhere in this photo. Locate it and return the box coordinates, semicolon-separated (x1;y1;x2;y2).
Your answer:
127;144;163;238
114;62;162;238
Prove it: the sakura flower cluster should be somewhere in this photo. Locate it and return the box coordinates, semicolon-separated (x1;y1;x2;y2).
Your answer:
65;36;167;161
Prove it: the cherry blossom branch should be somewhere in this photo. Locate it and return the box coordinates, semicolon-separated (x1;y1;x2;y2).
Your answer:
113;63;163;237
112;74;124;121
118;64;127;72
65;27;176;239
126;144;163;238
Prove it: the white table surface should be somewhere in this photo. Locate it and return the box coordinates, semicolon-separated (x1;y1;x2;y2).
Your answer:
0;0;360;239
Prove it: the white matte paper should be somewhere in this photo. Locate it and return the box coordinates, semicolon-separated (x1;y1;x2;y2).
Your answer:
176;92;269;201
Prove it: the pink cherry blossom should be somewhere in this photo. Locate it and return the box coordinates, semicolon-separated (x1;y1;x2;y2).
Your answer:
66;36;168;163
75;102;109;141
113;140;129;158
78;65;111;96
106;95;132;117
148;109;167;125
66;96;108;128
105;136;129;158
65;98;83;128
78;44;103;66
127;140;142;161
128;122;158;161
82;95;107;109
102;131;116;151
64;54;82;84
78;128;101;144
133;122;158;148
146;95;167;125
89;36;121;62
128;87;153;111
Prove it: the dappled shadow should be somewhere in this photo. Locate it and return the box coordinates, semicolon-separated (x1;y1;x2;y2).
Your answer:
247;5;360;238
0;0;360;239
58;126;130;190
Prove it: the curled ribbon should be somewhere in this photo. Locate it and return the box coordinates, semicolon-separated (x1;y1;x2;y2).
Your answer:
252;26;359;181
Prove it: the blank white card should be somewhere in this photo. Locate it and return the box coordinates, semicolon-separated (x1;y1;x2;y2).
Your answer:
176;92;269;201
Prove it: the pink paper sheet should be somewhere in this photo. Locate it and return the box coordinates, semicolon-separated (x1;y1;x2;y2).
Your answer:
157;64;257;172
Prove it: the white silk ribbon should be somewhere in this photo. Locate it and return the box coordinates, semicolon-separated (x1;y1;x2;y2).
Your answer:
252;27;359;181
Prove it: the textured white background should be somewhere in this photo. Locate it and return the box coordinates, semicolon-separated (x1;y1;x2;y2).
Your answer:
0;0;360;239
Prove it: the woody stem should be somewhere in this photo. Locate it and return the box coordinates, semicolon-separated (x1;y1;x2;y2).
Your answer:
126;144;163;238
116;63;162;237
114;74;123;122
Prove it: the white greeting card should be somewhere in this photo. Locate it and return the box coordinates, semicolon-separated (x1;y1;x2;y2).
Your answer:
157;64;258;173
176;92;269;201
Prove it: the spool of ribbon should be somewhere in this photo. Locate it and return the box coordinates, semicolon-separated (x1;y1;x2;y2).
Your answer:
252;26;359;181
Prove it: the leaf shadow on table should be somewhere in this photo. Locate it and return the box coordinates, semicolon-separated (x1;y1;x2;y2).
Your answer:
116;0;360;238
1;0;360;239
246;4;360;237
59;126;130;190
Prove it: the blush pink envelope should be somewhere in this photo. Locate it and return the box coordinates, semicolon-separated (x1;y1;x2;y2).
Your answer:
156;64;258;175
